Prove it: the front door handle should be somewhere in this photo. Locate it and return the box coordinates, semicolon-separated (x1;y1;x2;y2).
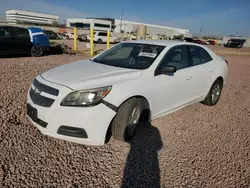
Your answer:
185;76;192;80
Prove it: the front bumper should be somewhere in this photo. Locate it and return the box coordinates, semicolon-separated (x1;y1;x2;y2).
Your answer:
26;76;116;146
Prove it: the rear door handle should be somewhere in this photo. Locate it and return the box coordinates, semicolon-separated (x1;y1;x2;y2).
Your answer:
185;76;192;80
209;68;215;72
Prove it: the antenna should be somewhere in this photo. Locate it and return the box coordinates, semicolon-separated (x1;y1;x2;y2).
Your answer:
120;8;123;33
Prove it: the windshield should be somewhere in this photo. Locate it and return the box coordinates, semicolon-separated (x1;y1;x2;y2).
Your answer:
92;43;165;69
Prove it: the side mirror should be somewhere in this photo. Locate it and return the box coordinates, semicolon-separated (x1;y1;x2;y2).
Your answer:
158;65;177;74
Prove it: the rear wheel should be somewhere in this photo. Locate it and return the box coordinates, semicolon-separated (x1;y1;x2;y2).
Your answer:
202;79;223;106
111;98;150;142
31;45;44;57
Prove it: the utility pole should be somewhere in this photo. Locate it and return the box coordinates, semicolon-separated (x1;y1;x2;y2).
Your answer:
200;23;203;33
120;8;123;33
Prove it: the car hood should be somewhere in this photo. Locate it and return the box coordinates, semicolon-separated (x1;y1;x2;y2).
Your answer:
41;59;142;90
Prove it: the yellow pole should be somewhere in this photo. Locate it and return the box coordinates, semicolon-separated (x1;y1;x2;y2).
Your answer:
107;30;110;49
90;29;94;56
73;27;77;51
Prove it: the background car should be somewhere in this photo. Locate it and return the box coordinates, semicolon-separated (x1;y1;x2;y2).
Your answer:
207;40;216;45
77;34;87;42
0;26;50;57
223;38;246;48
43;30;59;40
87;31;117;44
56;32;66;39
65;32;77;39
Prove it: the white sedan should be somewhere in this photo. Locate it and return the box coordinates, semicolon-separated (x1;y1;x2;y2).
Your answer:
26;40;228;146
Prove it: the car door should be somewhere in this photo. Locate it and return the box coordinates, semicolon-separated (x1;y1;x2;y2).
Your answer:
185;45;215;100
9;27;32;53
0;26;12;54
153;45;195;117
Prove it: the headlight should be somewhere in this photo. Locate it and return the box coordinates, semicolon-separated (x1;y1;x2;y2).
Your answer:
61;86;112;106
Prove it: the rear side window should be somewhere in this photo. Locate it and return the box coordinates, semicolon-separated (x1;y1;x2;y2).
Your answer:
98;32;107;36
0;27;11;37
188;45;212;66
11;27;29;36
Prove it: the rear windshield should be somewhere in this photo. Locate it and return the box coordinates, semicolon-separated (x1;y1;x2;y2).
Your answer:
92;43;165;69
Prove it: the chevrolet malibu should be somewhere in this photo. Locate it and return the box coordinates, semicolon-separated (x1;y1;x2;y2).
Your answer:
26;40;228;146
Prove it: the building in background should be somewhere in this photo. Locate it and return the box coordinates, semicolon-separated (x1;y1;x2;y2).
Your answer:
5;9;59;26
66;17;191;37
66;18;112;32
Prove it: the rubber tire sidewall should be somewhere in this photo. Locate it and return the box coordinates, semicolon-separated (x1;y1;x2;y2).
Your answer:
97;39;102;44
111;98;150;142
203;79;223;106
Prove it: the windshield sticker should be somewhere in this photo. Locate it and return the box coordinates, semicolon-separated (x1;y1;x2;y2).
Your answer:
138;52;157;58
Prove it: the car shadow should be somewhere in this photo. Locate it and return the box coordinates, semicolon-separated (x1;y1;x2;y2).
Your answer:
121;110;163;188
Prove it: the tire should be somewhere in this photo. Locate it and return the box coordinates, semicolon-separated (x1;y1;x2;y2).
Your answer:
202;79;223;106
97;39;102;44
111;98;150;142
31;45;44;57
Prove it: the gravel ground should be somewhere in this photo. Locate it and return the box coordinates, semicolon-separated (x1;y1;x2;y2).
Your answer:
0;47;250;187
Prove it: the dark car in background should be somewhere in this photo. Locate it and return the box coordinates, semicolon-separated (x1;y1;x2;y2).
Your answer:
184;37;194;43
0;26;50;57
224;38;246;48
77;34;87;42
43;30;59;40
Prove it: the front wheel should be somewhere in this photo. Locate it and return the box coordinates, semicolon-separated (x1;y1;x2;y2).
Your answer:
111;98;150;142
97;39;102;44
202;79;223;106
31;45;44;57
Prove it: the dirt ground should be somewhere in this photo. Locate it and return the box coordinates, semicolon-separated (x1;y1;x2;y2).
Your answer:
0;45;250;187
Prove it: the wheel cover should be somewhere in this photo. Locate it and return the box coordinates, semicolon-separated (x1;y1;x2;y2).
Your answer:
32;46;43;56
211;84;221;103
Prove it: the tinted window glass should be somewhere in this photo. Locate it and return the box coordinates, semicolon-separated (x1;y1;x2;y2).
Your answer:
11;27;29;36
92;43;165;69
189;45;212;66
0;27;10;37
159;45;188;70
98;32;107;36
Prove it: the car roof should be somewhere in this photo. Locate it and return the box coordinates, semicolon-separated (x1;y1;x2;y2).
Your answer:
122;40;203;47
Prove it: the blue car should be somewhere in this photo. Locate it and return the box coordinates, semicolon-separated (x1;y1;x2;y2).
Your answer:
0;26;50;57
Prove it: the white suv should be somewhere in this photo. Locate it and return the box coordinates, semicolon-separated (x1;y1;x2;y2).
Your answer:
27;40;228;146
87;31;116;44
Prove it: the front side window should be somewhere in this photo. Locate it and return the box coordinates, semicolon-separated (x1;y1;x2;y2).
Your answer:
189;45;212;66
158;45;188;70
92;43;165;69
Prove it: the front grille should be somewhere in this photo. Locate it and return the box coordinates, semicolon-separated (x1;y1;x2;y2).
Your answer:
33;79;59;96
29;88;55;107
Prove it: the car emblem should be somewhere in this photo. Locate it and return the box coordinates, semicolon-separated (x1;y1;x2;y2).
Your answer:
34;87;42;95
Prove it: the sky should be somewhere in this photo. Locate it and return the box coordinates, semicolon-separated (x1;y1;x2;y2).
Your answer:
0;0;250;37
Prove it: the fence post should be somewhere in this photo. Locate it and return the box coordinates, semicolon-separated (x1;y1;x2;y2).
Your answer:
90;29;94;56
107;30;110;49
74;27;77;51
